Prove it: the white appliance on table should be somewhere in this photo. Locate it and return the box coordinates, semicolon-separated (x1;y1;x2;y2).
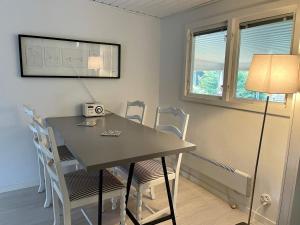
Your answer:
82;103;105;117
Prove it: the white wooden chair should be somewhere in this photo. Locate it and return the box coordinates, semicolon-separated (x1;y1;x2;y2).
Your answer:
113;100;150;207
119;106;189;224
34;118;126;225
23;105;45;194
124;100;157;200
23;105;79;208
125;100;146;124
126;100;158;198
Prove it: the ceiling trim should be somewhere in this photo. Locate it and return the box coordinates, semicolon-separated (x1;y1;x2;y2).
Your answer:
92;0;159;18
91;0;224;18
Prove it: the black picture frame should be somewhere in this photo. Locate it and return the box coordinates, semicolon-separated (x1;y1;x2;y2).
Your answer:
18;34;121;79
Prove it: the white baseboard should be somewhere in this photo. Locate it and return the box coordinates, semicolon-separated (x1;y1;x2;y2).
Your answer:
180;164;276;225
0;178;39;194
238;203;276;225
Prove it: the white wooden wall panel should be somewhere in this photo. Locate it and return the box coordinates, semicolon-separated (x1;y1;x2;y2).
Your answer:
94;0;221;17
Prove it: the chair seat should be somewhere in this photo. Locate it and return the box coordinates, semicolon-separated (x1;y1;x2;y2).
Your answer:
65;169;124;202
120;159;175;184
34;137;75;162
57;145;75;161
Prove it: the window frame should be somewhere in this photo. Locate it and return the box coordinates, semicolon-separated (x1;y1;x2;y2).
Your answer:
229;11;296;112
183;3;299;117
186;21;229;101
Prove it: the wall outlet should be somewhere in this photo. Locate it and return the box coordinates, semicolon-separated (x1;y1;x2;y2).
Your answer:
260;193;272;206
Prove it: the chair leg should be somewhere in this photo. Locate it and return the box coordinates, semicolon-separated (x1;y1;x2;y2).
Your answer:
111;197;117;210
172;153;182;213
172;178;179;213
63;205;72;225
120;190;126;225
81;208;93;225
44;165;52;208
150;186;156;200
52;187;61;225
111;167;118;210
136;185;143;222
98;170;103;225
37;156;45;193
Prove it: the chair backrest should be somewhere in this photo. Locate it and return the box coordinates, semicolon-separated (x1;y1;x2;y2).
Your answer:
125;100;146;125
34;118;68;202
154;106;189;175
23;105;45;151
154;106;189;141
23;105;35;119
23;105;37;135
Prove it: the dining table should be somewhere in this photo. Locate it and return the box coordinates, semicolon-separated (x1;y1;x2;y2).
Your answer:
46;113;196;225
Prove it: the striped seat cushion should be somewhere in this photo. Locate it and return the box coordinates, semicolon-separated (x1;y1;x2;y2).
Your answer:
57;145;75;161
65;169;124;202
33;136;74;162
120;159;175;184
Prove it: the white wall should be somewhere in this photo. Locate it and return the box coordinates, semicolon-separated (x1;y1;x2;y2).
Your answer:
1;0;298;223
0;0;160;193
289;160;300;225
279;92;300;224
160;0;297;223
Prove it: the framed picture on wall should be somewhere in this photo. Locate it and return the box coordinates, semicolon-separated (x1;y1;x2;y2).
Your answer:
18;34;121;78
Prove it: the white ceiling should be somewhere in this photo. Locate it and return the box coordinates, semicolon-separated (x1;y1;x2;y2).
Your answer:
93;0;222;18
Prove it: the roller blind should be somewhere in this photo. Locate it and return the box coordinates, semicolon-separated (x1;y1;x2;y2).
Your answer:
190;25;228;96
236;14;294;102
238;14;294;70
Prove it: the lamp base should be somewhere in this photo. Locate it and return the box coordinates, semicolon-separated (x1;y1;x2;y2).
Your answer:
235;223;248;225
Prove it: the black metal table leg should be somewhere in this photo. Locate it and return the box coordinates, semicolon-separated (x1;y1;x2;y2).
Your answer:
126;163;135;205
98;169;103;225
125;163;141;225
161;157;177;225
125;160;177;225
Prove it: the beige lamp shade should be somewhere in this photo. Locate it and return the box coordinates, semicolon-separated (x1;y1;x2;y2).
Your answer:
88;56;103;70
246;54;300;94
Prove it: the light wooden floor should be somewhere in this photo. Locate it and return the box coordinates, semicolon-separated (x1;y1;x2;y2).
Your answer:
0;177;261;225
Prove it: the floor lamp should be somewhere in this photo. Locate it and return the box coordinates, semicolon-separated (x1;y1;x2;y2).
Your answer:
236;54;300;225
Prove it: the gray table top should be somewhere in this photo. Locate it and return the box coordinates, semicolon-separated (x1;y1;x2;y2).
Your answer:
46;114;196;171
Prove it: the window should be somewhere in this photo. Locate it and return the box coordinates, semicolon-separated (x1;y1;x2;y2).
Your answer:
189;26;227;97
235;16;294;103
185;10;296;112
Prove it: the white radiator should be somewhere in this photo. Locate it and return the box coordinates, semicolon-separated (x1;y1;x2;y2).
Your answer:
186;152;251;197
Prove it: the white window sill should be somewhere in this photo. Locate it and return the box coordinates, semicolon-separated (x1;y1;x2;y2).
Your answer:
182;94;292;118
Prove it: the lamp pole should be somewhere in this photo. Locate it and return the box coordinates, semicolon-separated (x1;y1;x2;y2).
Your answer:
237;95;269;225
236;54;299;225
248;95;269;224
